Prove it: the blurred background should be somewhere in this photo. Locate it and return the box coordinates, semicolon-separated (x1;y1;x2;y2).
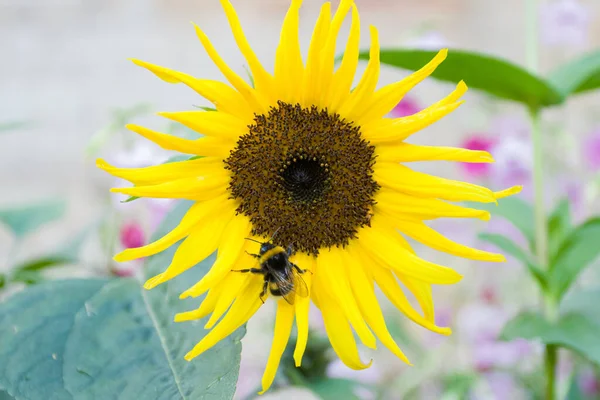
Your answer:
1;0;600;399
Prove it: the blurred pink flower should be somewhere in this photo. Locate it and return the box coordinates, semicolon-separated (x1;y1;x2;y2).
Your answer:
579;368;600;397
460;135;495;178
541;0;590;47
582;129;600;171
390;97;420;118
120;221;145;249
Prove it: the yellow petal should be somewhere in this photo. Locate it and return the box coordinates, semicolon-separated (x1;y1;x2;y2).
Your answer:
205;271;251;329
344;247;411;364
302;2;331;107
143;201;236;289
290;252;315;367
374;164;497;203
219;0;276;102
386;215;505;262
259;300;295;394
114;196;228;262
376;143;494;164
174;287;221;322
317;248;377;349
313;280;373;370
274;0;304;103
356;49;448;125
97;157;222;186
358;219;463;285
369;262;450;334
129;59;253;121
158;111;246;141
328;4;360;112
400;275;435;321
318;0;353;106
337;26;380;120
362;81;467;143
193;23;268;114
110;170;228;201
495;186;523;199
126;124;231;157
375;189;490;221
184;275;264;360
180;215;252;298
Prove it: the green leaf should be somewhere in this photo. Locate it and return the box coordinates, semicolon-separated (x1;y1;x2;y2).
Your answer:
469;196;535;249
0;274;5;289
13;255;74;272
547;199;572;260
548;50;600;97
308;379;363;400
478;233;546;288
549;218;600;299
500;312;600;366
561;288;600;327
10;269;45;285
358;49;563;109
0;199;66;238
0;202;245;399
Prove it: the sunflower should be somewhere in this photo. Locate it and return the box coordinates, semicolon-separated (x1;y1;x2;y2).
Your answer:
98;0;521;394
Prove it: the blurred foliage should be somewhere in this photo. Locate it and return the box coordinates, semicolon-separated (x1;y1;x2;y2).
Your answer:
0;199;66;239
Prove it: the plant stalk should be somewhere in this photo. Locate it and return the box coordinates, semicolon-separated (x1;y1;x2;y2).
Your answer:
526;0;556;399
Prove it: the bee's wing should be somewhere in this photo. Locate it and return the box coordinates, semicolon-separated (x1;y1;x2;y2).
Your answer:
268;269;297;305
291;270;309;298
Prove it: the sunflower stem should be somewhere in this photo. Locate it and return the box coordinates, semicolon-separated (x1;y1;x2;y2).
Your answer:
526;0;557;398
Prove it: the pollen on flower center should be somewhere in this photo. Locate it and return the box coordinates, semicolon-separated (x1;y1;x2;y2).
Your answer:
225;101;379;255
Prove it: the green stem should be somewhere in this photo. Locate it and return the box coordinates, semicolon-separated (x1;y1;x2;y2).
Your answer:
526;0;557;398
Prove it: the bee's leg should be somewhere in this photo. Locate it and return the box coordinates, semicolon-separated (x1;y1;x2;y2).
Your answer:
259;281;269;303
231;268;265;273
291;263;312;274
286;245;293;257
245;251;260;259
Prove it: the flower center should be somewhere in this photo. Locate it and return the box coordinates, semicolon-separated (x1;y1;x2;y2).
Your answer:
225;101;378;255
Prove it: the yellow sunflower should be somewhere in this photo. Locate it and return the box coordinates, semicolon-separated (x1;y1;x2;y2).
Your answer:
98;0;520;394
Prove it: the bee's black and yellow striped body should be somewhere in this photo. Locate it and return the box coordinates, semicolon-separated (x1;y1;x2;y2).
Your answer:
233;238;309;304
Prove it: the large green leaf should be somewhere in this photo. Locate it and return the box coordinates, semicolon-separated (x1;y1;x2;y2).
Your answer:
358;49;563;109
0;201;245;399
308;379;363;400
500;312;600;366
478;233;546;288
549;218;600;299
0;199;66;238
548;50;600;97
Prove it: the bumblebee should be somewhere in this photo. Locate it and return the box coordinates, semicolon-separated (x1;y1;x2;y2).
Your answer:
232;236;309;304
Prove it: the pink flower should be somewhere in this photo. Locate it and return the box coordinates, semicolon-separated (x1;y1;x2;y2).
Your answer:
390;97;420;118
541;0;590;48
460;135;495;178
579;368;600;397
582;129;600;171
120;221;145;249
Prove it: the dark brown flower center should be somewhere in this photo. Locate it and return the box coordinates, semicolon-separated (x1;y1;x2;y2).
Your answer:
224;101;378;255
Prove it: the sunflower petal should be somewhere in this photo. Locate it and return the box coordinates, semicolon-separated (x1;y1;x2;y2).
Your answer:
359;220;463;285
184;276;264;360
259;300;296;394
317;248;377;349
174;288;221;322
338;26;380;120
356;49;448;125
114;196;228;262
302;2;331;107
375;189;490;221
495;186;523;199
97;157;222;186
219;0;276;102
376;143;494;164
290;252;315;367
126;124;231;157
344;248;411;364
400;275;435;321
314;282;373;370
193;23;268;114
274;0;304;103
143;202;235;289
205;271;250;329
158;111;246;140
129;59;253;120
180;215;252;298
328;4;360;112
374;164;497;203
